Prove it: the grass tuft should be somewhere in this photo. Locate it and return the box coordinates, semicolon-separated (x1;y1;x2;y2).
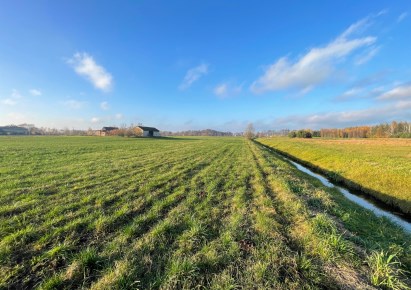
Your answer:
367;250;409;290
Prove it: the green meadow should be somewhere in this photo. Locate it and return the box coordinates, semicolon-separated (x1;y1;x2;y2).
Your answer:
257;137;411;215
1;136;410;289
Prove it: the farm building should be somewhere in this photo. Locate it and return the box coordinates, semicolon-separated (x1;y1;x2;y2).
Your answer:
95;126;119;136
0;126;29;135
137;126;160;137
94;126;160;137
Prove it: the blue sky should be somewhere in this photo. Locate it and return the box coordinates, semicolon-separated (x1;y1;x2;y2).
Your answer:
1;1;410;131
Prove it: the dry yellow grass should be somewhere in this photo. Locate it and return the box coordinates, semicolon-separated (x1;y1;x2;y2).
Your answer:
257;137;411;214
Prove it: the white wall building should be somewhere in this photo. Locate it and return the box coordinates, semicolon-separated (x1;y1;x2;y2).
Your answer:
137;126;160;137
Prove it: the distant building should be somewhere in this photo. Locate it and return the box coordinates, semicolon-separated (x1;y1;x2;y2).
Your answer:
95;126;119;136
0;126;29;135
102;127;119;133
94;126;160;137
137;126;160;137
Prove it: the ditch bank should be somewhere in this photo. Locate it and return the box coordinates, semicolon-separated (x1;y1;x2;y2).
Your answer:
254;140;411;233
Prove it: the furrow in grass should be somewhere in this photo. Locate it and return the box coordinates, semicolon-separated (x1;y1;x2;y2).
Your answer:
37;141;238;288
0;140;221;238
87;142;241;288
1;140;230;288
146;143;242;288
0;140;215;220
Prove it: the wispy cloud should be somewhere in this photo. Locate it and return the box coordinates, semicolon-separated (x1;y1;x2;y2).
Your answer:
351;70;388;88
179;63;209;90
377;84;411;100
397;12;408;23
334;71;388;101
63;99;87;110
355;46;380;65
274;100;411;129
250;17;376;94
1;89;23;106
91;117;100;124
214;83;228;97
214;82;242;98
29;89;42;96
1;99;17;106
100;101;109;110
91;113;123;125
68;52;113;92
335;87;364;101
335;86;385;102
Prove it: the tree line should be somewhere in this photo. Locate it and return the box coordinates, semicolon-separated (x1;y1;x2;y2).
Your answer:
319;121;411;138
3;120;410;138
161;129;234;136
245;121;411;139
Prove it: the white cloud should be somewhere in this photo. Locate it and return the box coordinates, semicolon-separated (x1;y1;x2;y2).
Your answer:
355;46;380;65
179;63;209;90
1;98;17;106
29;89;42;96
251;17;376;94
274;101;411;129
90;114;123;125
395;100;411;110
335;85;386;102
214;83;227;96
68;52;113;92
63;99;86;109
1;89;22;106
398;12;408;23
214;82;242;98
100;101;109;110
297;86;314;96
337;87;364;100
377;84;411;100
340;17;371;39
91;117;100;123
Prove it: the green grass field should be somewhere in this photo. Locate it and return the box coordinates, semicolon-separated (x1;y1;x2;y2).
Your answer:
256;137;411;215
1;136;410;289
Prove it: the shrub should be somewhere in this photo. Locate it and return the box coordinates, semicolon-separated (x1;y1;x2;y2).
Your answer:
288;131;297;138
296;130;312;138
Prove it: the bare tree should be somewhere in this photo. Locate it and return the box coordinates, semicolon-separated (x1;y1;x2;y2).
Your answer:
87;127;94;136
244;123;255;139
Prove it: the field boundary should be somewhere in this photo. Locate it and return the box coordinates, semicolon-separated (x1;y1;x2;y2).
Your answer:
253;139;411;217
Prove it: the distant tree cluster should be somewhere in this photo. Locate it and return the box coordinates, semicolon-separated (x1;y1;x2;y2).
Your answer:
285;121;411;139
288;129;313;138
161;129;234;137
320;121;411;138
0;124;89;136
371;121;411;138
320;126;370;138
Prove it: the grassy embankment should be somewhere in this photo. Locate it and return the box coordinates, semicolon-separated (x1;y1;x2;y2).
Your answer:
0;136;410;289
257;137;411;215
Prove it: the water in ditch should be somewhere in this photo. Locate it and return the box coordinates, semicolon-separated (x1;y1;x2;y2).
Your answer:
264;146;411;233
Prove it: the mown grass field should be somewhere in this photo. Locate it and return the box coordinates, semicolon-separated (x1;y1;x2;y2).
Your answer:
257;137;411;215
1;136;410;289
